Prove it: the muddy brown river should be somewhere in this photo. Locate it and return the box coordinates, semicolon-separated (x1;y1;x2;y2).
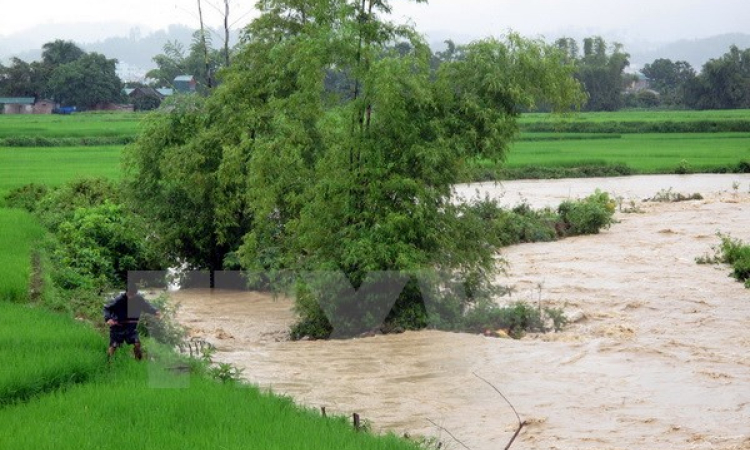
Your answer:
173;174;750;450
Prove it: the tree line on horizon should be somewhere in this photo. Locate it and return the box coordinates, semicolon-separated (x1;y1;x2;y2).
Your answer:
1;32;749;111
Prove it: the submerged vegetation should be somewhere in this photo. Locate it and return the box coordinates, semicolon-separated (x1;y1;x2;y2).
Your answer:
697;234;750;288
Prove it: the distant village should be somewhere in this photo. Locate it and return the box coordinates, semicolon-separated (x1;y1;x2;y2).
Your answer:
0;74;196;115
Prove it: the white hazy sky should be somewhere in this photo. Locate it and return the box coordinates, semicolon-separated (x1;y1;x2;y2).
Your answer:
0;0;747;43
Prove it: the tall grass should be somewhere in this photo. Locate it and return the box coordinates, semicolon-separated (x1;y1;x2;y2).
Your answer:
0;209;44;302
0;302;105;405
0;360;420;450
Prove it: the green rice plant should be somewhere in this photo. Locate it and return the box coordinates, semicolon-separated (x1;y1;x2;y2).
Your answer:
0;209;45;302
0;302;105;405
0;361;421;450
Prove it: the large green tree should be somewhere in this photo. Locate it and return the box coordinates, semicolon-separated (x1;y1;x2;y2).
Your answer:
641;58;695;106
146;32;224;92
555;36;629;111
126;0;583;336
0;58;43;97
47;52;123;108
42;39;86;66
685;45;750;110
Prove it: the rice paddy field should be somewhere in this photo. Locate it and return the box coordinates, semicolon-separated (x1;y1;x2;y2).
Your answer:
492;109;750;176
0;302;105;406
0;112;142;139
0;113;142;199
507;132;750;172
0;361;421;450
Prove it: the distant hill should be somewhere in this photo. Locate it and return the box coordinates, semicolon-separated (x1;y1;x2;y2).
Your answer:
3;23;747;76
0;23;239;72
630;33;750;72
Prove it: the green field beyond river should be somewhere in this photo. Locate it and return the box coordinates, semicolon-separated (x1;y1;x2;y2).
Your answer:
1;110;749;201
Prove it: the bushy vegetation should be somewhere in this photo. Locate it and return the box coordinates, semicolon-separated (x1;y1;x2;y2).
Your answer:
698;234;750;288
644;188;703;202
558;190;616;235
467;190;616;244
463;300;567;338
5;179;164;319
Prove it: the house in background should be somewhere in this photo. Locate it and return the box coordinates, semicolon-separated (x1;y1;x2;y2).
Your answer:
0;97;35;114
33;99;55;114
127;87;167;111
0;97;56;114
173;75;197;93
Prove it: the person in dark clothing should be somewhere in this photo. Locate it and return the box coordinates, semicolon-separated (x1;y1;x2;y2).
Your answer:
104;285;160;360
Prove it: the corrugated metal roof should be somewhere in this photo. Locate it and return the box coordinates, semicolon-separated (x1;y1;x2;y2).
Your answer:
156;88;174;96
0;97;35;104
123;88;135;95
174;75;194;82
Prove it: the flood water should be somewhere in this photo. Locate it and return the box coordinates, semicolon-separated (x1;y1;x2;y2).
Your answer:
174;174;750;450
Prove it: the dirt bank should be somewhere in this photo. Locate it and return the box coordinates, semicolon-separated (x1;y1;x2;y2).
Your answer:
174;174;750;450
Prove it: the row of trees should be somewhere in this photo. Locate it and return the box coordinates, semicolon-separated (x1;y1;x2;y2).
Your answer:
643;46;750;109
0;40;122;108
555;36;630;111
552;36;750;111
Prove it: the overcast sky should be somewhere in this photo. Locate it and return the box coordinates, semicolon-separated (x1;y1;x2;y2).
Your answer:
0;0;747;44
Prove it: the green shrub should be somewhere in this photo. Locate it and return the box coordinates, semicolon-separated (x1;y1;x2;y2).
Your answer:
719;235;750;283
461;300;567;338
698;234;750;288
3;184;49;211
675;158;693;174
290;283;334;340
558;190;615;235
36;178;121;230
645;188;703;202
50;201;163;294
